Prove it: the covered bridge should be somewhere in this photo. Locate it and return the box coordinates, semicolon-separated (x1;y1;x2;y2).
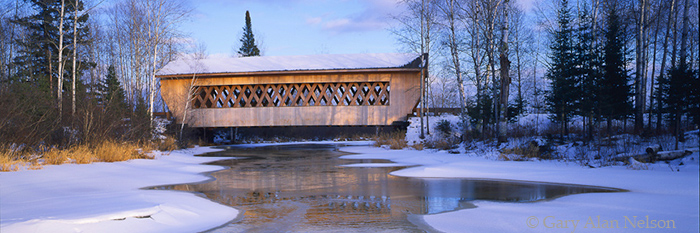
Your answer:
157;53;425;128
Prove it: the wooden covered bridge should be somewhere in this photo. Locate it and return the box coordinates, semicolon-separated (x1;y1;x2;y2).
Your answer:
157;53;426;128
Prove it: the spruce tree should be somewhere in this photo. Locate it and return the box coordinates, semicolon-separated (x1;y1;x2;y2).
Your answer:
659;64;695;143
11;0;91;97
237;10;260;57
599;7;632;136
574;5;601;140
97;65;127;111
545;0;577;139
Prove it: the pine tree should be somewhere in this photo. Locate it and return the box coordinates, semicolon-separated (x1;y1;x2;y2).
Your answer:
599;7;632;136
545;0;577;139
237;11;260;57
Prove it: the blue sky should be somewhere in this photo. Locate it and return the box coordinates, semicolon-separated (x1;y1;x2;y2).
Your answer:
181;0;405;57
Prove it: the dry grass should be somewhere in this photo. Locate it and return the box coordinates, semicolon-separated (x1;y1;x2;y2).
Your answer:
0;148;26;172
42;148;72;165
71;146;96;164
94;141;152;162
374;130;408;149
411;143;424;150
424;137;460;150
0;141;153;172
156;136;179;151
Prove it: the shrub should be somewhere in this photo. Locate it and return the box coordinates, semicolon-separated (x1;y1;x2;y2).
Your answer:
435;119;453;136
500;138;554;160
156;136;179;151
424;136;459;150
374;130;408;149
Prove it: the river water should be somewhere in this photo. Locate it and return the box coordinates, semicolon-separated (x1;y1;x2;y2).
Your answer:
160;144;621;232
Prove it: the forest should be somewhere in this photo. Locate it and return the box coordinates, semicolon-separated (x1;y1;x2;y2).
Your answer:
393;0;699;145
0;0;698;168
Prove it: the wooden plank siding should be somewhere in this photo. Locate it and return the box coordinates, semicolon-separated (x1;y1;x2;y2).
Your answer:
159;69;422;127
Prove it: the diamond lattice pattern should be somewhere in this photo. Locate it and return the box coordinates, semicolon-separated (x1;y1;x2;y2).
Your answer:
192;82;390;108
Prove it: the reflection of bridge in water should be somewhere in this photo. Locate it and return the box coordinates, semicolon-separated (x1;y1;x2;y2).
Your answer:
157;53;426;128
158;145;621;232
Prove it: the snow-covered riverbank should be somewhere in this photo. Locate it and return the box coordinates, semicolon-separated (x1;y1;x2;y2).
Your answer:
2;142;698;233
340;146;700;232
0;147;238;233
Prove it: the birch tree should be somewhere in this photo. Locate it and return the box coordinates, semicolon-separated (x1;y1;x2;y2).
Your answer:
56;0;65;117
392;0;438;138
437;0;468;138
634;0;650;134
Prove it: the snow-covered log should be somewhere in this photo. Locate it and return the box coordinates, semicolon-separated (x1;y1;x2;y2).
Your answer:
614;149;692;163
656;150;692;160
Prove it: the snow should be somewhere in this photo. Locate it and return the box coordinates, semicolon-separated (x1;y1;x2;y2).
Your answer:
0;147;239;233
2;137;697;232
406;114;462;146
157;53;421;76
339;146;699;232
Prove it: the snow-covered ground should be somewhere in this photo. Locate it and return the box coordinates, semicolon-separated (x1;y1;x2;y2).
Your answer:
0;147;238;233
340;146;699;232
1;138;697;232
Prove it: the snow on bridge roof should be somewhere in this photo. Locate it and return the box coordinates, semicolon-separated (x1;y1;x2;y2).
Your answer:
157;53;422;77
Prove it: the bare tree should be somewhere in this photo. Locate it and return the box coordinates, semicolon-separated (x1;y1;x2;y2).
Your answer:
107;0;189;130
56;0;66;118
634;0;650;134
179;42;207;141
392;0;438;138
497;0;510;143
656;0;677;132
481;0;502;139
460;0;487;137
436;0;469;138
140;0;190;126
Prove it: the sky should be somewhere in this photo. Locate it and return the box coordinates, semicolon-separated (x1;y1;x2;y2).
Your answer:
180;0;536;57
181;0;406;57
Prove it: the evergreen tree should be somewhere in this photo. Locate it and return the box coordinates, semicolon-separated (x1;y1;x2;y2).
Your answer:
545;0;577;138
599;7;632;136
659;65;695;140
11;0;91;96
574;4;602;140
97;65;127;111
237;10;260;57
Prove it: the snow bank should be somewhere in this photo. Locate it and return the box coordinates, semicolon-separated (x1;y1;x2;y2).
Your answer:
340;146;699;232
0;147;239;233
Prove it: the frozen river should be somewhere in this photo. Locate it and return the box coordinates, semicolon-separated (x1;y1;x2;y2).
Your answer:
160;144;621;232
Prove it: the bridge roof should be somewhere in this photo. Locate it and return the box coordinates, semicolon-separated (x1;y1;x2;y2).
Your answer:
157;53;422;78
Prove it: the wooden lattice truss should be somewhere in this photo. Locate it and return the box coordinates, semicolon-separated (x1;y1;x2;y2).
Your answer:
193;82;390;108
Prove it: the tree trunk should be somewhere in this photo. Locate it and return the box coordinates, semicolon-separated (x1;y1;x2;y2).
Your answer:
446;0;467;137
657;0;677;133
634;0;647;134
497;0;510;143
57;0;66;120
678;0;690;67
647;1;662;131
72;2;79;117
